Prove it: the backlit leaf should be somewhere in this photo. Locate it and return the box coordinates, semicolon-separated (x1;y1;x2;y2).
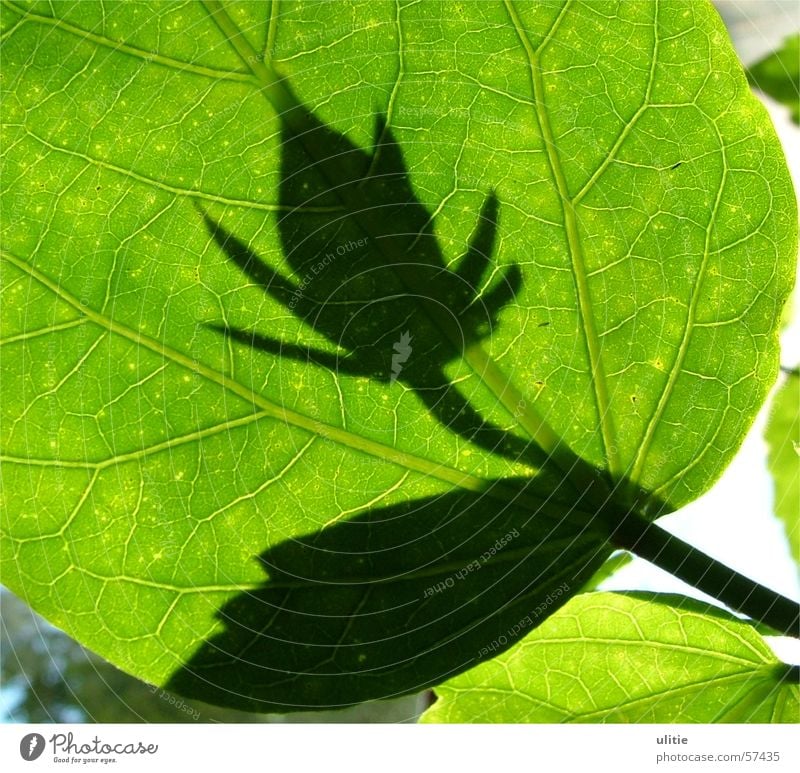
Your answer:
421;593;800;723
0;0;795;712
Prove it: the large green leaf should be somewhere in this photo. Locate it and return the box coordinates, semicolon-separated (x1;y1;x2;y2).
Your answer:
0;0;795;712
421;592;800;723
765;370;799;563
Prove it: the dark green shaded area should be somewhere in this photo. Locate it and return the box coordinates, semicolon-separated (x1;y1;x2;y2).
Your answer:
748;35;799;124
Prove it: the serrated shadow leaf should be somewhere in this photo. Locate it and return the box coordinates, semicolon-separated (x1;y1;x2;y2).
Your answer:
199;85;549;472
167;476;612;712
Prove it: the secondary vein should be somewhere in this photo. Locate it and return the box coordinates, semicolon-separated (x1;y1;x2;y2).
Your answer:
1;248;568;516
3;0;252;83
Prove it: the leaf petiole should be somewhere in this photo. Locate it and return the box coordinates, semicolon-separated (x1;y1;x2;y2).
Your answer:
609;510;800;638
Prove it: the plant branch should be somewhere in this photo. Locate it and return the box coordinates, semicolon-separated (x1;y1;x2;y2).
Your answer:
609;511;800;637
203;0;799;641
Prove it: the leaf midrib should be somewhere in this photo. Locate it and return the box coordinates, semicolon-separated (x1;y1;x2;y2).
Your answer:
504;0;619;477
570;668;778;721
437;667;774;722
514;635;768;667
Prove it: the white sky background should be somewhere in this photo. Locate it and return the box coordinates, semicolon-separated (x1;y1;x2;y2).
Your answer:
602;0;800;663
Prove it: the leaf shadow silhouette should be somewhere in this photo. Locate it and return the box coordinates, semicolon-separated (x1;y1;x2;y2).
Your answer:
200;86;552;472
172;86;649;713
167;477;612;713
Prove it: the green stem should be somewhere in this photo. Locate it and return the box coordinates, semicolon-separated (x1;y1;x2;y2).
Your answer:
609;511;800;638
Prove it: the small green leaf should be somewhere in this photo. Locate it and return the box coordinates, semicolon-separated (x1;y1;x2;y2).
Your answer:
422;593;800;723
765;370;800;563
748;35;800;124
581;551;633;591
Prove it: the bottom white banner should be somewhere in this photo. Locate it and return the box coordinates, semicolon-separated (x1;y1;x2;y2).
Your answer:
0;724;796;772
